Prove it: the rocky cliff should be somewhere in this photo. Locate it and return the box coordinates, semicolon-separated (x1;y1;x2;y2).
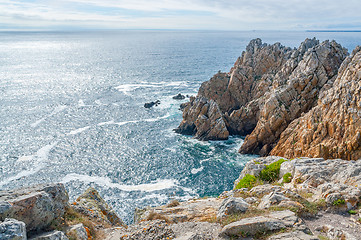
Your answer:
271;47;361;160
175;38;351;157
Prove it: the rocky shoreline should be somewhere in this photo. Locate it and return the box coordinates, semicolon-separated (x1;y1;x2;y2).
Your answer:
175;38;361;160
2;156;361;239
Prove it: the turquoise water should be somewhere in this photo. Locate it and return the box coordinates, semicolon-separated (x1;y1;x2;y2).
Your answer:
1;30;360;223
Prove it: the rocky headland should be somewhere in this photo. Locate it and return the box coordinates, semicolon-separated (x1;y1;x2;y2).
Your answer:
2;38;361;240
174;38;361;159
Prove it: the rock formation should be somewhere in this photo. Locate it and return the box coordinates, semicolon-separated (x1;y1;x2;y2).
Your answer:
271;47;361;160
176;38;351;157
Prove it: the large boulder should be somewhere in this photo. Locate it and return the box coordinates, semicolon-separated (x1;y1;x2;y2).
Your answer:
217;197;249;219
0;184;68;232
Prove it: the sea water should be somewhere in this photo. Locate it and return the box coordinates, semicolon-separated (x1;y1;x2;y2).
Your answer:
1;30;360;223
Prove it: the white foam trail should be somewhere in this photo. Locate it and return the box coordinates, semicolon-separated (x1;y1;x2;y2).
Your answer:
0;142;57;187
67;126;91;135
17;155;34;162
115;84;163;95
61;173;178;192
31;105;67;128
97;120;115;126
97;114;170;127
191;167;204;174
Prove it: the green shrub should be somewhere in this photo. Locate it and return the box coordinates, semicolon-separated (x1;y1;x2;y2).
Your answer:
282;172;292;183
332;199;345;206
235;174;258;189
259;159;286;182
348;210;357;214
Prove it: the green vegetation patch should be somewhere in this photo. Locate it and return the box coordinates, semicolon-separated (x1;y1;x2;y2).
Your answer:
259;159;287;182
235;174;259;189
282;172;292;183
332;199;345;206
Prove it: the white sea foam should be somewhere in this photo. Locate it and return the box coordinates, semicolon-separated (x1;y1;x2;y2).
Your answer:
31;105;67;127
97;113;169;127
61;173;178;192
17;155;34;162
67;126;91;135
97;120;115;126
78;99;86;107
0;142;57;187
191;167;204;174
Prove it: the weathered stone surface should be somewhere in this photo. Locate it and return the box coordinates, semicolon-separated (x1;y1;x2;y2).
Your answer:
271;46;361;160
73;187;124;227
171;222;222;240
257;192;290;209
0;218;26;240
217;197;249;219
0;184;68;232
66;224;88;240
29;230;69;240
219;210;297;238
268;230;319;240
136;197;222;224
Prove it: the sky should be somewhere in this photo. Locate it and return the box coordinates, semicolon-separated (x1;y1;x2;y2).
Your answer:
0;0;360;31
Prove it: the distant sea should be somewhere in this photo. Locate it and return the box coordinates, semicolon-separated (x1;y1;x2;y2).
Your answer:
1;30;360;223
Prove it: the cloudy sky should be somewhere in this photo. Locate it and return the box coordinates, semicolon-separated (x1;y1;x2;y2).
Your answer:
1;0;360;31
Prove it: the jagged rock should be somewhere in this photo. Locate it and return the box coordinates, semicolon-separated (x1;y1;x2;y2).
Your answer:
249;184;282;196
0;218;26;240
219;210;297;238
176;38;349;156
174;97;229;140
0;184;68;232
173;93;186;100
271;46;361;160
257;192;290;209
73;187;124;226
217;197;249;219
318;224;357;240
66;224;88;240
268;230;319;240
144;100;160;108
29;230;69;240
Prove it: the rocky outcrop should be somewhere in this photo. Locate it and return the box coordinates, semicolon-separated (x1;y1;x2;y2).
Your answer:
72;187;125;227
175;97;229;140
176;38;349;156
271;46;361;160
0;184;68;233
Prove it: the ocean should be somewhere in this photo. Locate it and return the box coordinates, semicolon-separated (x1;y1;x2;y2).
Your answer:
1;30;360;223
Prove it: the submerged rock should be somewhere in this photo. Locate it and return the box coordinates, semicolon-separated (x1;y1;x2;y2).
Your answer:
144;100;160;108
172;93;186;100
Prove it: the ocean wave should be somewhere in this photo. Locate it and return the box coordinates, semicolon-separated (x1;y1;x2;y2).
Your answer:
67;126;91;135
31;105;67;128
61;173;179;192
0;142;57;187
191;166;204;174
97;113;170;127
